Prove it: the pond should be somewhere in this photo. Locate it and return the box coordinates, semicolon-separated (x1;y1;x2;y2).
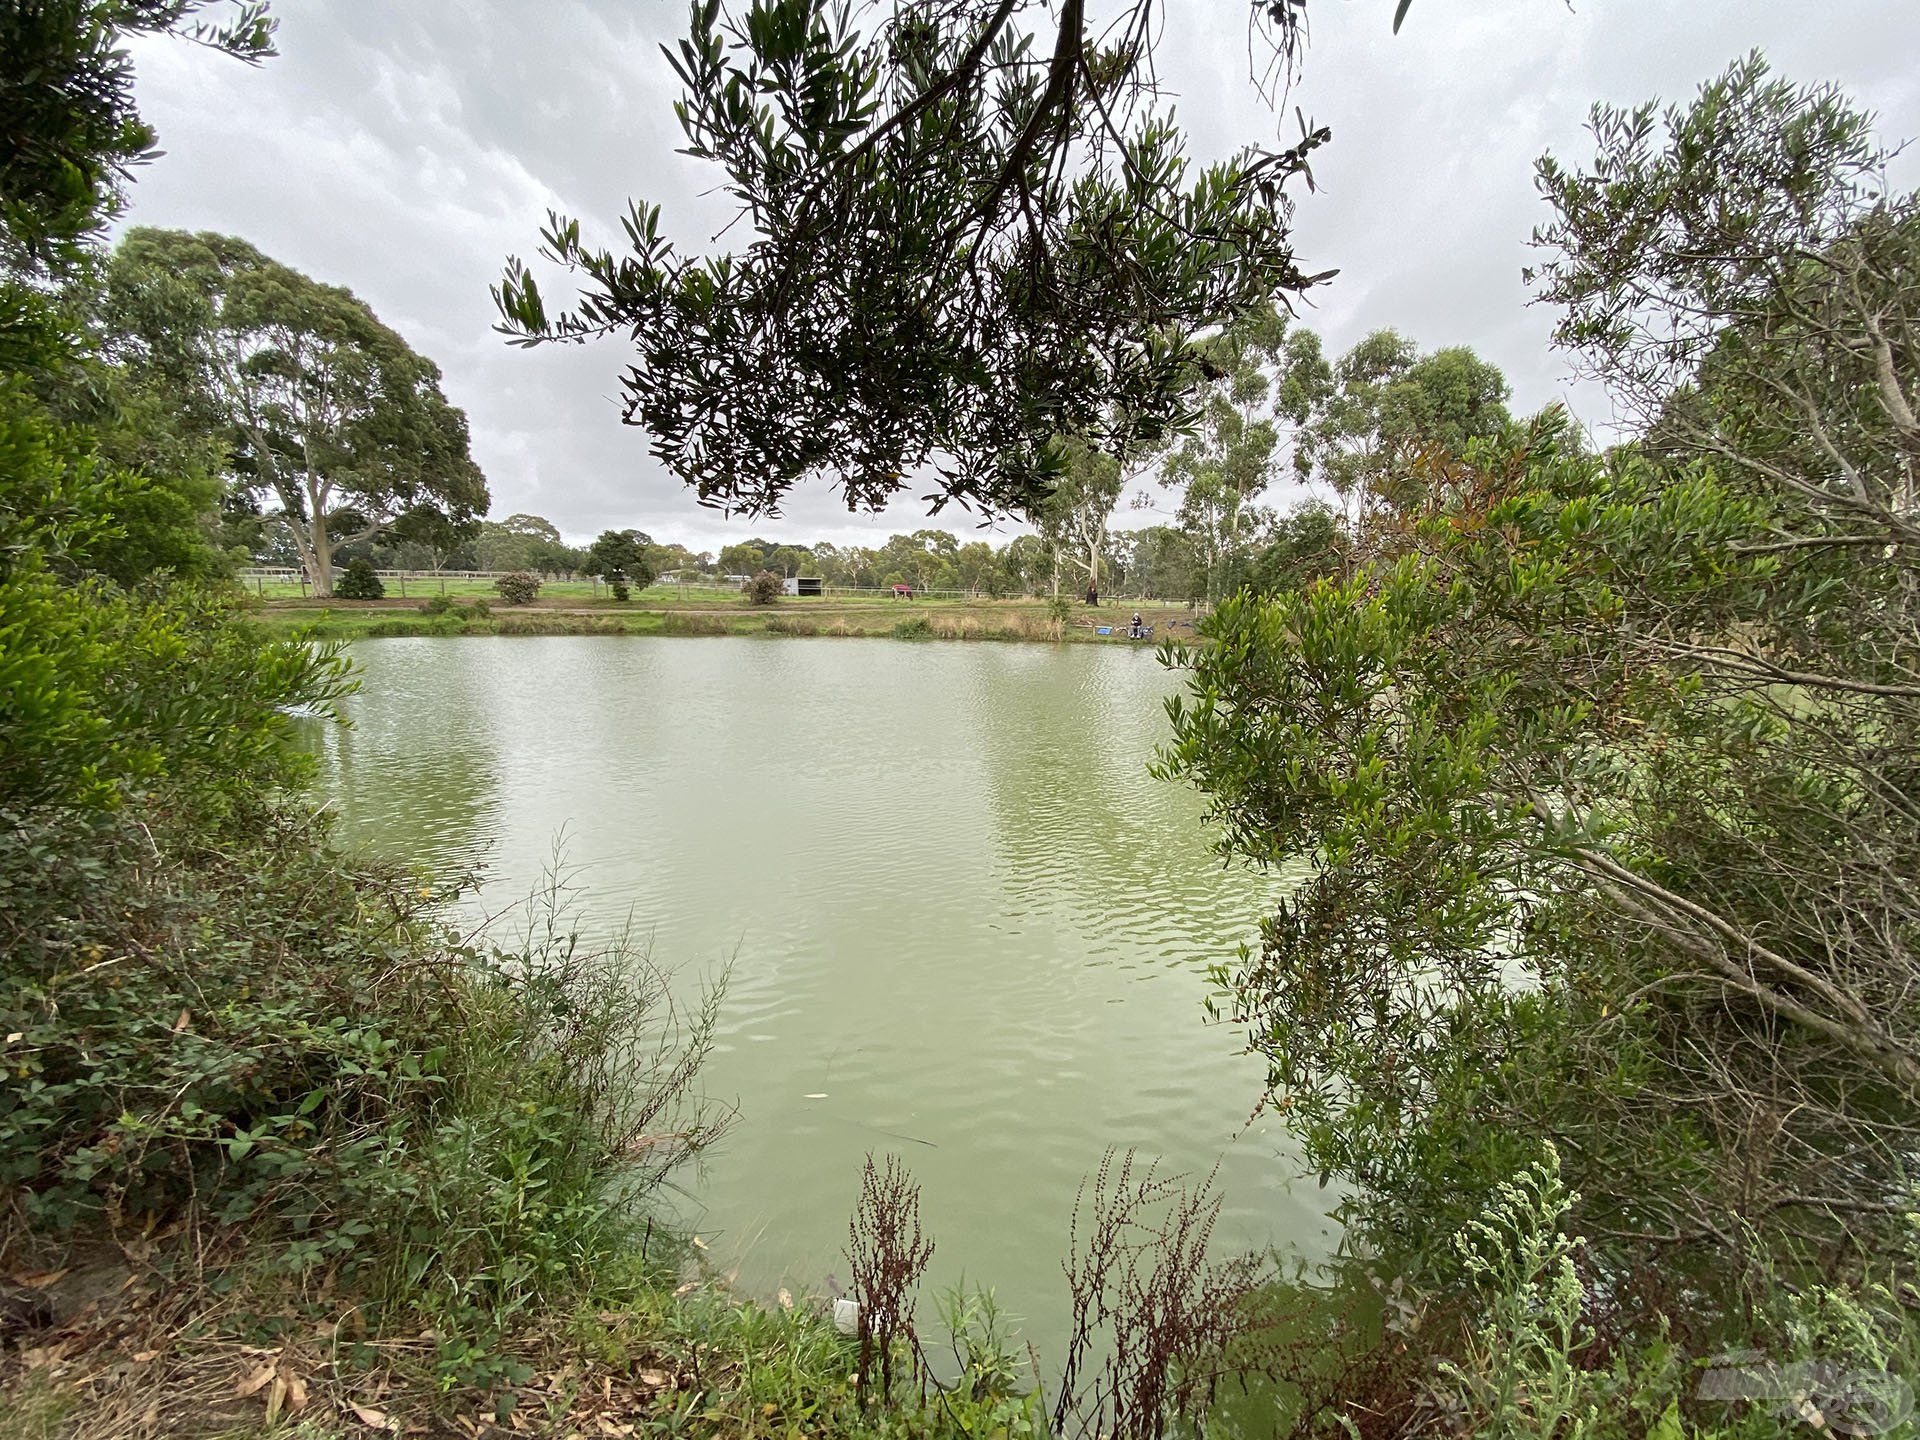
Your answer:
310;635;1332;1361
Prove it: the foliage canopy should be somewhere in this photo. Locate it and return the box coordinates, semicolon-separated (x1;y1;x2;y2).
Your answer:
1165;57;1920;1286
496;0;1340;520
108;227;487;596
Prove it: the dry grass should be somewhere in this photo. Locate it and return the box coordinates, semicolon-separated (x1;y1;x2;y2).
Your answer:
0;1261;823;1440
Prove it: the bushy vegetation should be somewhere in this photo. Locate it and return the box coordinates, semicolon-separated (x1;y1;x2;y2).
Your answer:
332;554;384;599
586;528;654;592
9;5;1917;1438
1;300;737;1412
2;792;725;1331
419;592;489;619
492;569;541;604
1161;55;1920;1436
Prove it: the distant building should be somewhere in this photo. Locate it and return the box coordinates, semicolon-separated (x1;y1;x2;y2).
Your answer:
784;576;824;597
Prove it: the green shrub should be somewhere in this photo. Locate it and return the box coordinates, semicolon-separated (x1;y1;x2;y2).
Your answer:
0;383;725;1345
333;556;385;599
0;802;727;1342
608;569;631;603
367;616;462;637
744;569;782;605
493;571;541;605
892;614;933;639
420;593;454;615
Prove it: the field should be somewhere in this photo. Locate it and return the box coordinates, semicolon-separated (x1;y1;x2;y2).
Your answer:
249;590;1207;644
243;575;745;602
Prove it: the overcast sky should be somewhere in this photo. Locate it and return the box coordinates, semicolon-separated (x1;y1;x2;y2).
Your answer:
121;0;1920;549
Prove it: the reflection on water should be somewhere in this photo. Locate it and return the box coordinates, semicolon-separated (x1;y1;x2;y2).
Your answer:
310;636;1333;1360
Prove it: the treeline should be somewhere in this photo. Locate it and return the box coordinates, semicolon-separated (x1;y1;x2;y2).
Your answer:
349;313;1513;602
56;184;1513;606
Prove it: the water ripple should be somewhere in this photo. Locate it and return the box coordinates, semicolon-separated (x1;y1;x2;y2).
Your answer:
313;637;1329;1361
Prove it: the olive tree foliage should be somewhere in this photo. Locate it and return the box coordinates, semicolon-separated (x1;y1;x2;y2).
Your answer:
107;228;487;595
1163;57;1920;1284
1531;49;1916;534
0;0;273;283
493;0;1364;521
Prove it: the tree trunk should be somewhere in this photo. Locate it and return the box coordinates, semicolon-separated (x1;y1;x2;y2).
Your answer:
305;512;335;597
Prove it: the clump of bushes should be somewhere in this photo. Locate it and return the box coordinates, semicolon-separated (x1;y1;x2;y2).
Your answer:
892;614;933;639
493;571;541;605
333;555;385;600
2;794;727;1356
743;569;782;605
493;613;624;635
607;568;631;602
0;397;724;1368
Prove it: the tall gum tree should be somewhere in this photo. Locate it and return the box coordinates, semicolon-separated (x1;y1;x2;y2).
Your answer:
1039;435;1129;597
108;228;486;595
1153;305;1320;601
1292;329;1511;525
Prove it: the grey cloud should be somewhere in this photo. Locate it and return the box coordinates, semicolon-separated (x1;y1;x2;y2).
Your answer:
120;0;1920;548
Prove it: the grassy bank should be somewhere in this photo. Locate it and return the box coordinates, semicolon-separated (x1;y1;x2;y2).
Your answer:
249;597;1204;645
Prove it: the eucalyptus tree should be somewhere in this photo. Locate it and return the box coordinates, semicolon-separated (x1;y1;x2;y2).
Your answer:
953;540;1004;595
1245;498;1342;594
107;228;487;595
1293;329;1510;522
716;541;765;576
998;532;1056;595
1154;305;1319;601
1039;436;1127;597
1165;56;1920;1289
472;513;585;572
1121;524;1200;601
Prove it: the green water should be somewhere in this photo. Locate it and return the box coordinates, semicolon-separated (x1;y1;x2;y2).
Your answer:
312;636;1332;1359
